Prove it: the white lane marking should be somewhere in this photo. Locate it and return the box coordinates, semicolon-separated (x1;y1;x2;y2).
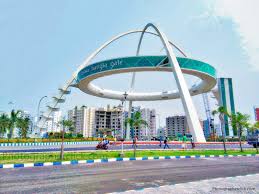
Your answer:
3;164;14;168
24;163;34;167
43;162;53;166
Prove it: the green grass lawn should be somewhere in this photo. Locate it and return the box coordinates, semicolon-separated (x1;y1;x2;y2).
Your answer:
0;149;257;164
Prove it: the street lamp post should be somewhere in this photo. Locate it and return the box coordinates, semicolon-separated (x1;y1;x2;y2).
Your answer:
36;96;47;136
151;113;161;141
121;92;128;138
120;92;128;157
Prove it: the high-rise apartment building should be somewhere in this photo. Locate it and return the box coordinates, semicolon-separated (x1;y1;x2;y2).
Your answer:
67;105;122;137
95;105;122;137
166;116;189;138
68;106;95;136
218;78;236;137
202;119;211;139
68;106;86;134
45;111;62;133
67;105;157;139
131;106;156;140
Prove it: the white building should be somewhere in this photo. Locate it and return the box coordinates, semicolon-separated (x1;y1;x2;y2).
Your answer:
83;107;96;137
67;105;122;137
45;111;62;133
131;106;156;140
67;105;157;139
68;106;89;135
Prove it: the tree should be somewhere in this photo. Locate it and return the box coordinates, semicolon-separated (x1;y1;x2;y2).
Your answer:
59;119;74;160
0;114;10;138
16;117;30;138
97;128;112;137
8;110;21;139
67;123;75;135
76;133;83;138
125;111;148;157
212;106;229;154
229;112;250;152
248;121;259;153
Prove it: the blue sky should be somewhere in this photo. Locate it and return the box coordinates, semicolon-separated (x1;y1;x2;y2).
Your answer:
0;0;258;125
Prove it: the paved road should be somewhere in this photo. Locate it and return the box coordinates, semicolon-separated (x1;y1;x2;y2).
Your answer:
0;143;253;153
0;156;258;193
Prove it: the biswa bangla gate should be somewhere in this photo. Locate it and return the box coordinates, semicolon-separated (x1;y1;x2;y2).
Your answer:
39;23;217;143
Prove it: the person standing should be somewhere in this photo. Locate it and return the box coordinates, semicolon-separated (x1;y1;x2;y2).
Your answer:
113;136;117;146
164;137;170;149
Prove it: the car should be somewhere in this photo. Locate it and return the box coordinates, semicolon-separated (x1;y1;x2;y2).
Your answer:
247;130;259;148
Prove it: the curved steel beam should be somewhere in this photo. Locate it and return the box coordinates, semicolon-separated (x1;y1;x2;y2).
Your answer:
127;28;188;139
134;23;206;142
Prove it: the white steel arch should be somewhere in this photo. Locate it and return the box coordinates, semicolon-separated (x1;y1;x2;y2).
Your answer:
127;25;189;140
129;23;206;142
39;24;207;142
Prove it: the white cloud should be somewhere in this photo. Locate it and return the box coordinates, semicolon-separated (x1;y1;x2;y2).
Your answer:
208;0;259;71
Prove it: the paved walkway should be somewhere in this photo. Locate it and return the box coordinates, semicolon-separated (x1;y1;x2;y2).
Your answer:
119;174;259;194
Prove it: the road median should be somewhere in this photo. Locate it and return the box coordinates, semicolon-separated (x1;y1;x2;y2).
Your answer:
0;150;258;168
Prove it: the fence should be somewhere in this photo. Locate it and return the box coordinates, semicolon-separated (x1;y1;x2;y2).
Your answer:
0;141;99;147
0;137;113;143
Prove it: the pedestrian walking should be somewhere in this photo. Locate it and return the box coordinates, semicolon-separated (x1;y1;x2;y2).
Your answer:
164;137;170;149
159;136;163;147
132;136;138;148
190;136;195;149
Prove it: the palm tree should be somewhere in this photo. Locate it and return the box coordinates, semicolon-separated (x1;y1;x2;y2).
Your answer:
248;121;259;153
229;112;250;152
125;111;148;157
8;110;21;139
59;119;74;160
0;114;10;138
212;106;229;154
16;117;30;138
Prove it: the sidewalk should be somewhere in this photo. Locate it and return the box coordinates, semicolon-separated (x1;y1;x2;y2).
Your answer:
117;173;259;194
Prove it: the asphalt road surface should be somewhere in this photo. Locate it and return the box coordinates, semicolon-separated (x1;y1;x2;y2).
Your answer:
0;156;258;193
0;143;253;153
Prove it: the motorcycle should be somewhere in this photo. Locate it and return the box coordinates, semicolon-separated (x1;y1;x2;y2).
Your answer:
96;142;108;150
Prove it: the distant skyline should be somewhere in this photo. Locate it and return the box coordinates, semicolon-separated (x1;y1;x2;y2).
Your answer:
0;0;259;126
